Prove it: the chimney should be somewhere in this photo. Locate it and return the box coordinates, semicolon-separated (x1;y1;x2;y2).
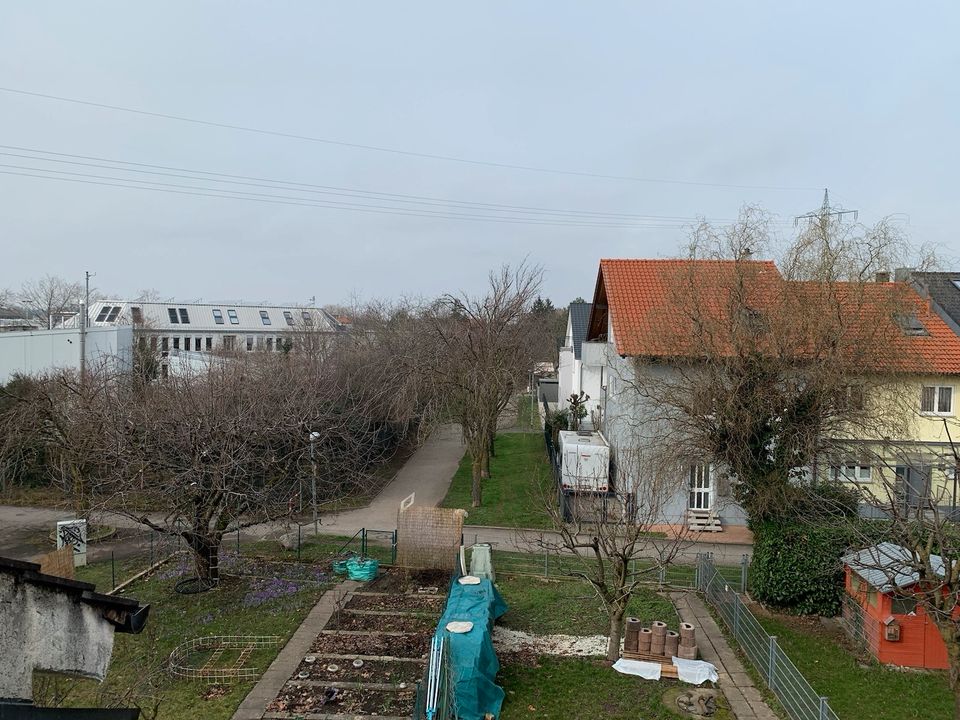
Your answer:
875;271;891;283
894;267;914;283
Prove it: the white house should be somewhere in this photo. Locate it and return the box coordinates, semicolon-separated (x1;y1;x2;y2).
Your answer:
557;302;605;428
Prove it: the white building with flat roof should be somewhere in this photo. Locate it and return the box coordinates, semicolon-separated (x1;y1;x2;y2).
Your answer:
86;300;343;356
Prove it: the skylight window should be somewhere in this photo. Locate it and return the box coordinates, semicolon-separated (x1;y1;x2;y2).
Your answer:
895;312;927;336
106;306;121;322
952;280;960;292
168;308;179;324
95;306;111;322
283;311;294;326
212;309;224;324
260;310;272;326
302;310;313;326
178;308;190;324
227;309;240;325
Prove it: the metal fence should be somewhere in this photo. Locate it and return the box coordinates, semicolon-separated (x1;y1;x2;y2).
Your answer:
837;593;882;658
412;633;456;720
698;555;839;720
460;538;750;592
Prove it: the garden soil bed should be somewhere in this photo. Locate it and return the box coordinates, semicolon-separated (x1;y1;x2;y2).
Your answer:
347;592;446;613
326;611;436;633
268;683;416;716
294;657;425;685
364;568;451;594
311;631;433;659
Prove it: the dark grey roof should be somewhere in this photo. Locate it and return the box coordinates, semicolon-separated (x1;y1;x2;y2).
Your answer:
841;542;945;593
913;272;960;336
568;302;592;360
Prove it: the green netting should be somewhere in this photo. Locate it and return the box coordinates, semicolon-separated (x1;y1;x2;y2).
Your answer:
434;578;508;720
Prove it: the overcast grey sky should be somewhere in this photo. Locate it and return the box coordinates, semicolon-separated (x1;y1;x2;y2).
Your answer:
2;2;958;305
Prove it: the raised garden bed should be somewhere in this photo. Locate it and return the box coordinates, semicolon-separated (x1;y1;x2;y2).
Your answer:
326;611;436;633
293;657;425;685
347;592;446;613
311;630;433;659
364;568;451;594
268;683;416;716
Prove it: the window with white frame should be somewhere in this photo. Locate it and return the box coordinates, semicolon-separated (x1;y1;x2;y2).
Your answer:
831;463;872;483
921;385;953;415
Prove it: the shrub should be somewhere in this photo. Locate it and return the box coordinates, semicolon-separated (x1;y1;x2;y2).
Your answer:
750;519;853;616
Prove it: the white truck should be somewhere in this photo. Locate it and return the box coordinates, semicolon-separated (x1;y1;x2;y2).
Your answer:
557;430;611;493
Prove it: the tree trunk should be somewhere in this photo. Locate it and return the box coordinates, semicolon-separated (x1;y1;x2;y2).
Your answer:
471;456;483;507
481;446;490;480
607;607;626;661
186;532;221;583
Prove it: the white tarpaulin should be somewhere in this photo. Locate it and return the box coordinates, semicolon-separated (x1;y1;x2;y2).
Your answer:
612;658;662;680
672;656;719;685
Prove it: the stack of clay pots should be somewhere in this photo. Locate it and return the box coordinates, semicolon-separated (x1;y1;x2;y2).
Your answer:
677;622;699;660
621;619;699;661
623;617;643;653
650;620;667;656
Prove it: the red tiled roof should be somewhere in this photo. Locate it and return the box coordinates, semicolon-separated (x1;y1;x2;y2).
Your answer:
589;258;960;375
591;258;782;357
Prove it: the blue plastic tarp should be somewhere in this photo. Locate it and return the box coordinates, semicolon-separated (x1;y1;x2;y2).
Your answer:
435;578;508;720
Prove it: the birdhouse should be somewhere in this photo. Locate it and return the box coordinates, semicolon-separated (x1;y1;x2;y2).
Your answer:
883;616;901;642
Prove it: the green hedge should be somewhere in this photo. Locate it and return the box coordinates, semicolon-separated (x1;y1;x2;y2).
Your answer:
750;519;852;616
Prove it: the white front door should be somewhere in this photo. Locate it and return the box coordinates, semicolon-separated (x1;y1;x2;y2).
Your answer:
688;464;713;510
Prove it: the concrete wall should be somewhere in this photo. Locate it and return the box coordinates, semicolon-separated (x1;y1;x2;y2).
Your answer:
0;326;132;383
0;573;115;700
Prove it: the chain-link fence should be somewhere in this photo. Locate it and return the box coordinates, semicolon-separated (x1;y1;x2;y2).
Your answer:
698;555;839;720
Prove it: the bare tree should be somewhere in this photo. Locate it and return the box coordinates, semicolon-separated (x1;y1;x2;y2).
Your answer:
19;275;85;327
425;263;543;506
821;430;960;718
533;445;692;661
622;206;925;523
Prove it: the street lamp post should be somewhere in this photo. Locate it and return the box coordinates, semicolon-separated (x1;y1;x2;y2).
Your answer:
309;431;321;535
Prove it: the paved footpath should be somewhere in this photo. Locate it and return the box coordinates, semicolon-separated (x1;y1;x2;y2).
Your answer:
232;580;362;720
670;591;778;720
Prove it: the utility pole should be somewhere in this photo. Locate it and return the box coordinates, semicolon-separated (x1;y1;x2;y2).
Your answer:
794;189;859;228
79;271;94;379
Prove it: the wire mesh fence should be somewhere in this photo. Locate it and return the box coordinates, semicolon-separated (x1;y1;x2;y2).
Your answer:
698;555;838;720
837;593;882;658
413;632;457;720
461;537;750;592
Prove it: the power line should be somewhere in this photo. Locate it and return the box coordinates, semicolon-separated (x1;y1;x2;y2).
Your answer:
0;167;705;229
0;144;733;223
0;86;820;192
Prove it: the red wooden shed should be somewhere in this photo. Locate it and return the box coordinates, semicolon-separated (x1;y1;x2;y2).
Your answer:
841;543;955;670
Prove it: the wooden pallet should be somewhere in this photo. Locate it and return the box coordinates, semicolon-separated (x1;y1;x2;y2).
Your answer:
687;508;722;532
620;650;680;678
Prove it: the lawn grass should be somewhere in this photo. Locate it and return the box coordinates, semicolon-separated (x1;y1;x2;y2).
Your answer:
515;393;540;430
441;432;553;528
756;614;952;720
496;574;678;635
499;657;732;720
48;552;335;719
